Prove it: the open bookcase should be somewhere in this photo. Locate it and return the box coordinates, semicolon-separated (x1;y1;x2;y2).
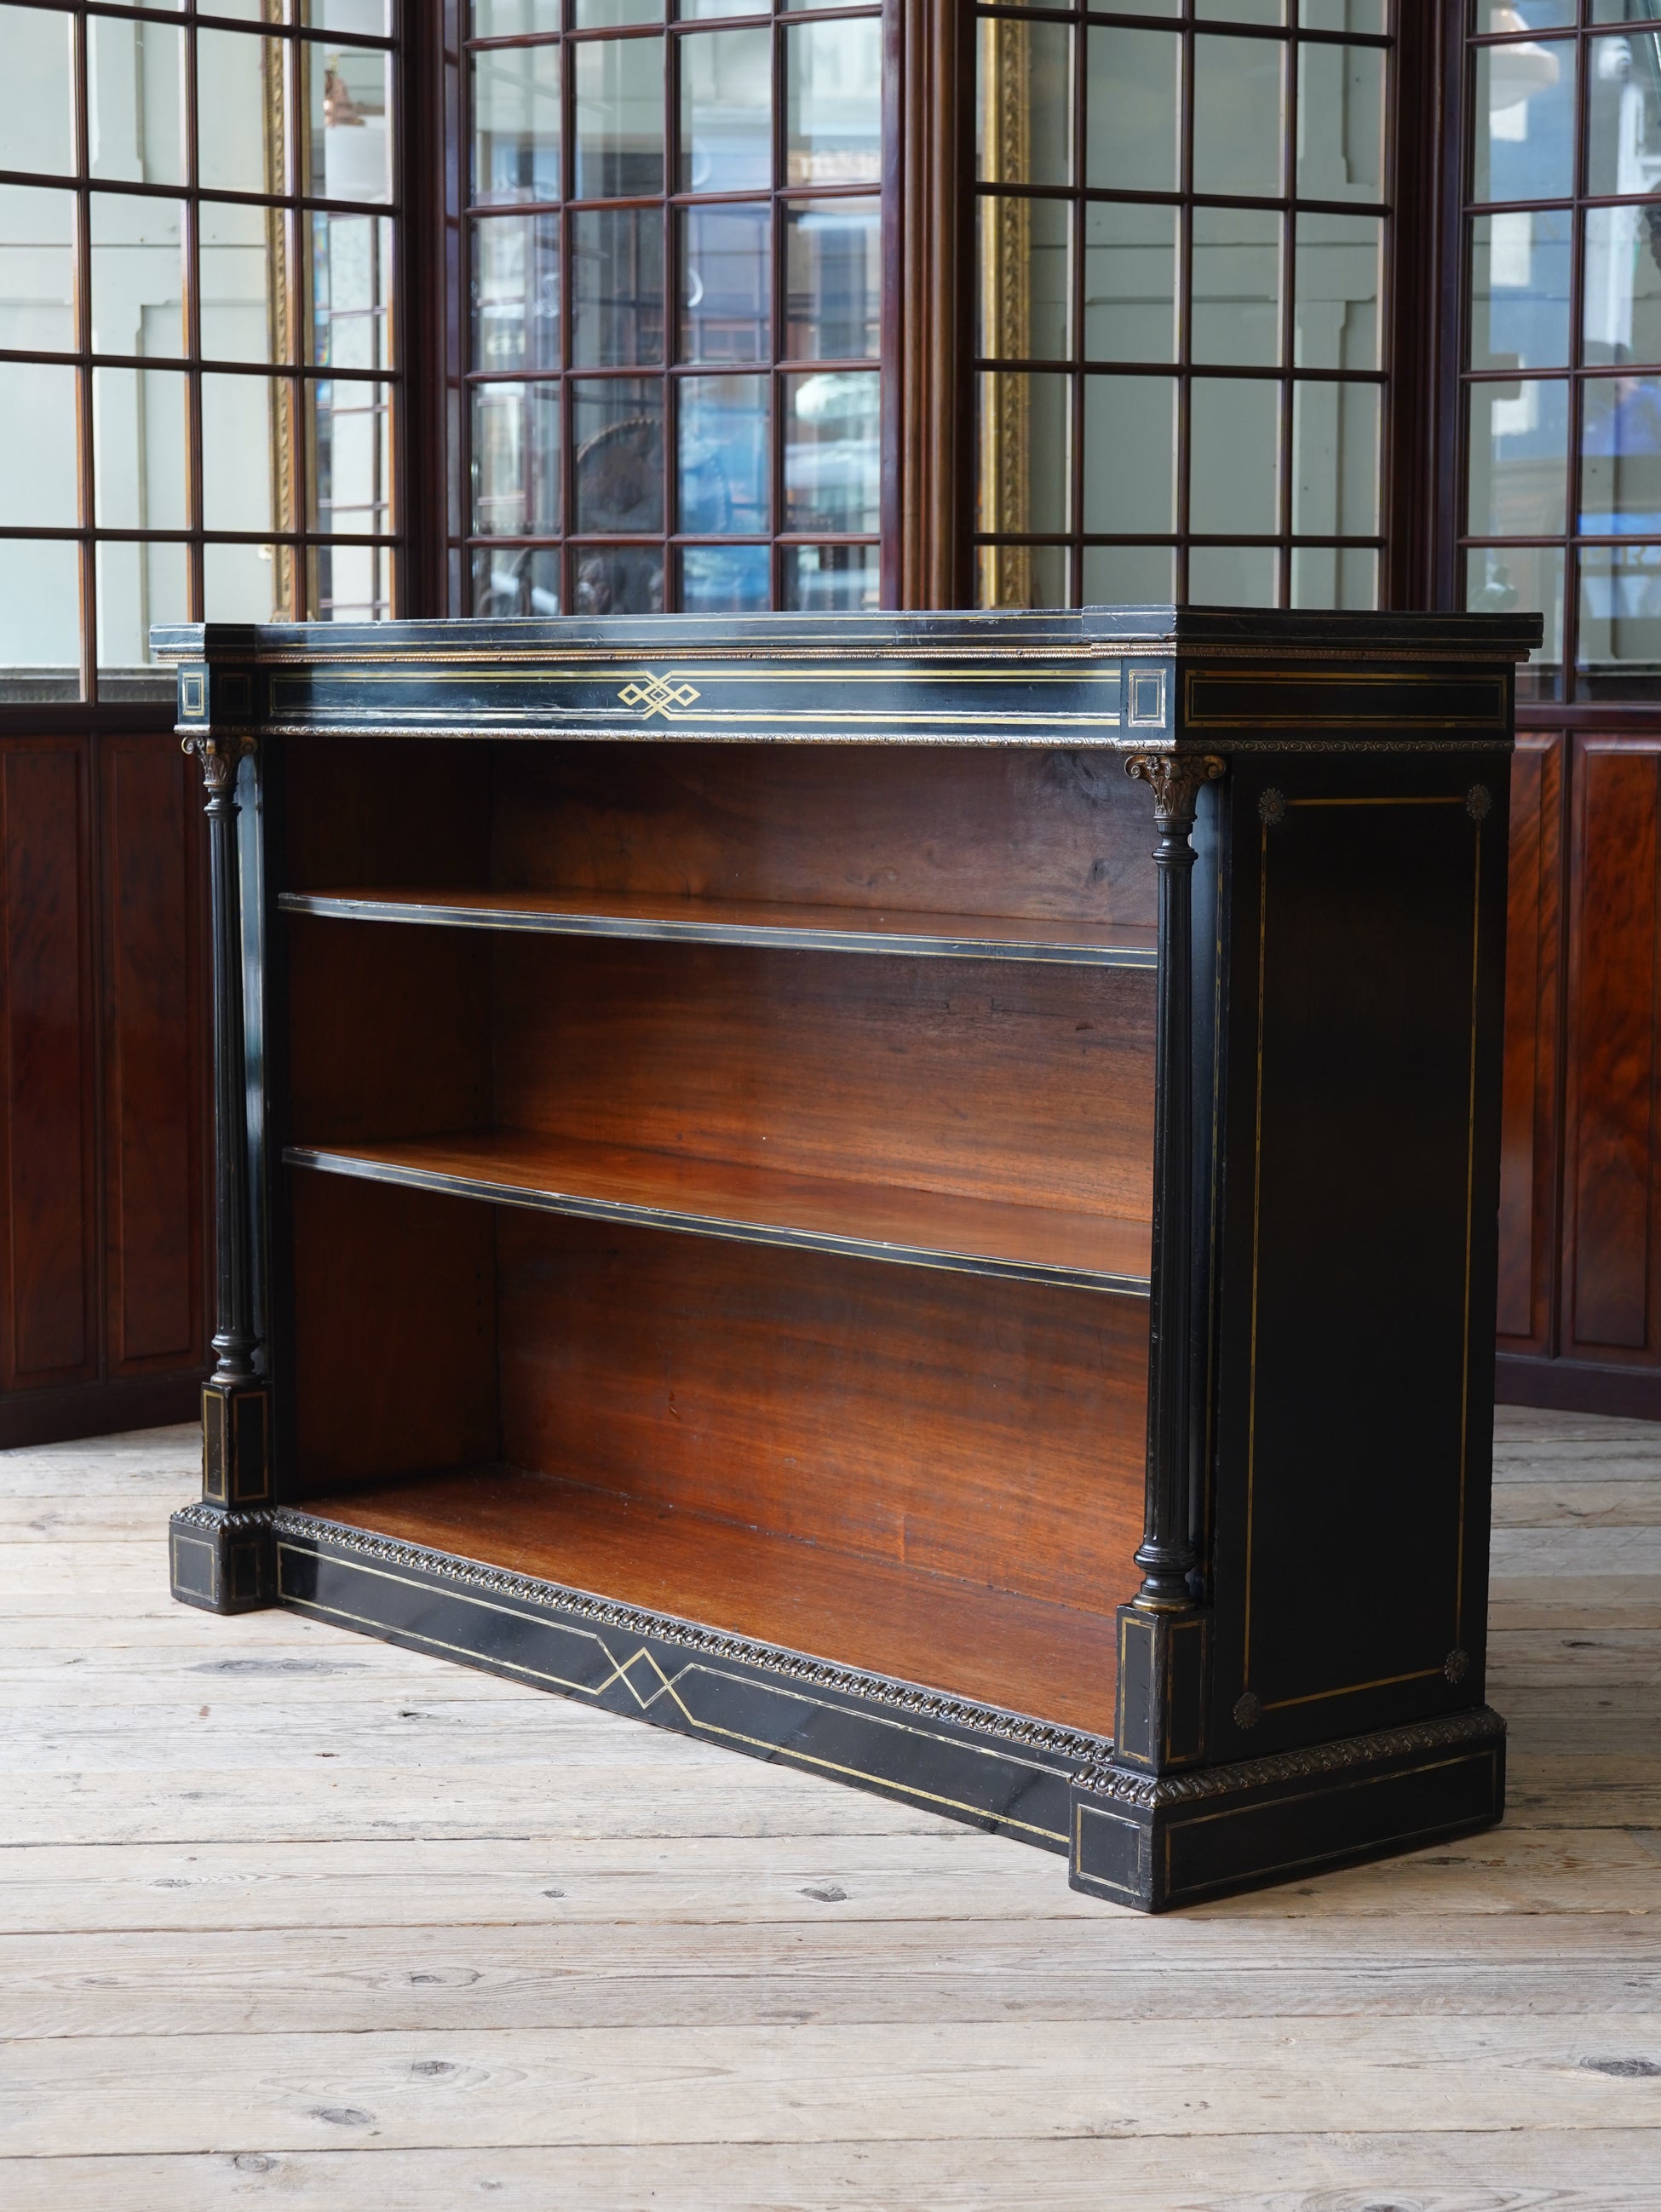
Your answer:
158;607;1538;1910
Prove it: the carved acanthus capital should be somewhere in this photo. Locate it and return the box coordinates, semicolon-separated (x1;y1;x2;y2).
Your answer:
181;731;257;797
1125;750;1227;825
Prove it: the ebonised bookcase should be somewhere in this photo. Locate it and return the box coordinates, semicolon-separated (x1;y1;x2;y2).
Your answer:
156;606;1540;1910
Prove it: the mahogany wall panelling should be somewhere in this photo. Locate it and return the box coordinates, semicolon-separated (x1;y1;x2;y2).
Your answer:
1495;732;1566;1359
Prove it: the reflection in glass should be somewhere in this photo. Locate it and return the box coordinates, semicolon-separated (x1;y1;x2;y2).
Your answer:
1468;376;1569;534
977;16;1072;187
1591;1;1661;19
681;543;769;611
471;543;560;618
313;541;392;620
204;541;290;625
90;192;184;359
678;374;769;533
1581;375;1661;533
306;43;393;203
976;371;1069;537
1083;202;1177;365
1193;35;1284;198
1201;0;1284;20
309;379;391;535
1578;543;1661;693
575;37;665;199
0;186;75;353
1086;27;1179;194
1189;544;1278;605
97;539;189;698
1290;545;1377;608
0;4;74;179
0;362;78;526
788;17;882;186
782;543;879;609
1469;210;1570;371
572;377;664;531
577;0;662;22
1082;376;1177;534
302;1;394;28
473;0;560;32
1291;379;1379;536
93;366;189;530
311;213;392;371
681;28;773;193
976;543;1071;609
470;379;560;535
786;368;881;531
571;545;664;612
786;198;880;359
473;43;560;204
977;198;1071;364
1585;206;1661;376
1190;377;1279;534
1295;213;1382;371
201;373;281;531
681;204;771;365
1587;28;1661;198
198;32;284;197
1467;543;1564;697
89;16;185;187
1476;2;1572;26
1301;0;1388;26
1193;208;1281;368
684;0;761;16
572;209;664;366
0;541;81;701
1296;43;1385;204
1471;40;1576;204
472;213;560;373
1082;544;1175;602
201;201;282;365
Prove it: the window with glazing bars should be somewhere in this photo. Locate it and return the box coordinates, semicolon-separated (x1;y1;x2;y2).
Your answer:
0;0;400;701
1463;0;1661;698
971;0;1390;612
461;0;883;617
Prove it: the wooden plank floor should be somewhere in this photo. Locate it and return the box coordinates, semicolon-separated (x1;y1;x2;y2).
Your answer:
0;1408;1658;2208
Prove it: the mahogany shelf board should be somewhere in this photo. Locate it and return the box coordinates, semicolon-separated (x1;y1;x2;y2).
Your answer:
284;1129;1154;1295
299;1464;1123;1735
278;887;1159;968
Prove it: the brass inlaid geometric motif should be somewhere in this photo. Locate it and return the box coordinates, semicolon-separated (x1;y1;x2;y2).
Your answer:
618;673;701;718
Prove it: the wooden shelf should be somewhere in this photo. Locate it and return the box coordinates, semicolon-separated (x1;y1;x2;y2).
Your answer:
279;887;1159;968
298;1465;1123;1736
284;1129;1152;1295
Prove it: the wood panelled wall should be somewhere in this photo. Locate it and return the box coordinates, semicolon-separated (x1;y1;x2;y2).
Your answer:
0;731;209;1447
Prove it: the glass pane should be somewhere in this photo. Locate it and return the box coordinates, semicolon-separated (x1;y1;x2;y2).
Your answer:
1587;28;1661;199
473;1;560;32
89;18;185;187
201;201;284;365
678;372;769;532
788;18;882;187
471;543;560;618
977;198;1071;364
1082;376;1177;533
572;376;664;530
1466;543;1564;697
310;378;391;534
473;43;560;204
1475;3;1573;26
681;28;773;194
204;540;293;624
1585;205;1661;370
1202;0;1285;20
1189;543;1279;606
311;536;390;617
782;543;879;609
684;0;763;16
572;208;664;366
1193;207;1282;368
574;37;665;199
473;213;560;373
311;211;392;369
306;42;394;203
90;192;185;359
0;5;73;178
470;379;560;534
578;0;662;21
1193;35;1285;198
97;539;189;698
1084;202;1177;365
786;367;881;531
1190;377;1280;533
571;546;664;612
978;17;1072;187
1467;376;1569;532
1295;212;1382;371
976;371;1069;535
0;542;81;701
0;363;78;526
1591;1;1661;18
1082;543;1176;603
198;32;285;197
681;543;769;611
785;198;879;360
1578;544;1661;694
203;373;290;532
1471;41;1576;204
303;2;394;30
1296;44;1385;204
1469;210;1571;371
0;185;75;353
1581;375;1661;533
1086;27;1179;195
1291;378;1380;535
681;204;771;364
975;543;1071;609
1301;0;1387;26
1290;545;1377;608
93;365;189;530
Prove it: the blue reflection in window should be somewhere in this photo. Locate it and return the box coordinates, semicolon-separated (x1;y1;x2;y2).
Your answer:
677;372;769;531
681;543;769;609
